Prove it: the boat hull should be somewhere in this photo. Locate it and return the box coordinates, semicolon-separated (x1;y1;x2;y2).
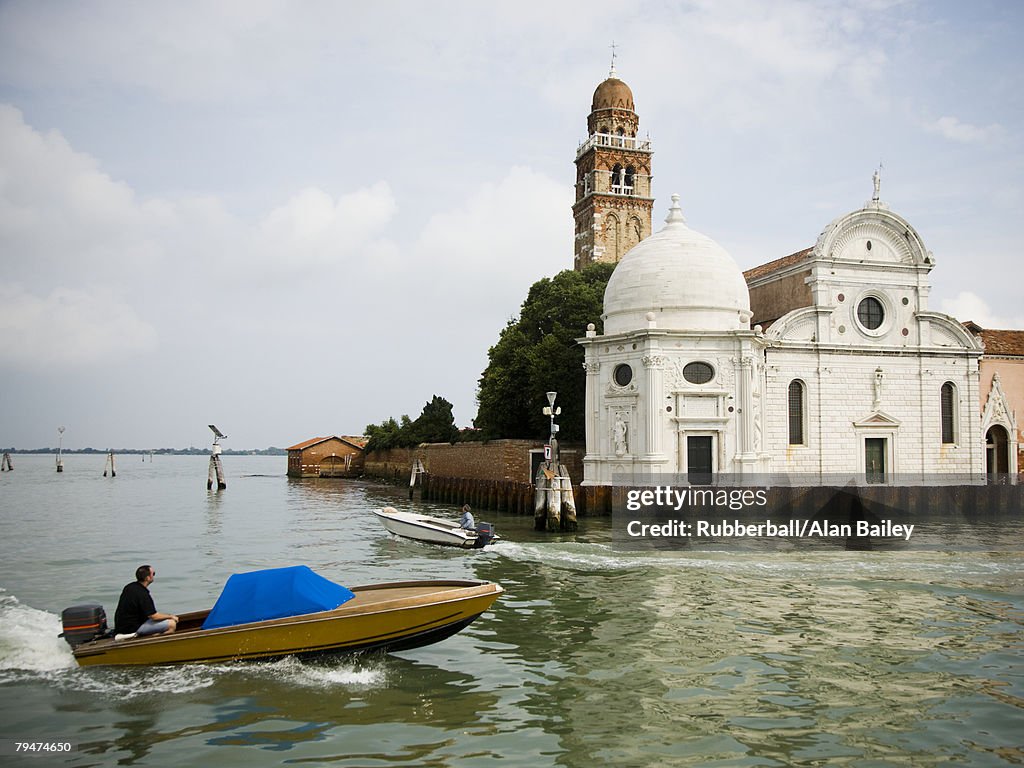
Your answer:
72;580;502;667
374;509;496;548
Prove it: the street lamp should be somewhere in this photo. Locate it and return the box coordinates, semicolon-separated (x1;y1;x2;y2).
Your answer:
542;392;561;466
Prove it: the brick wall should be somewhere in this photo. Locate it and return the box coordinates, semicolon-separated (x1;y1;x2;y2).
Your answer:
363;439;584;485
748;268;812;327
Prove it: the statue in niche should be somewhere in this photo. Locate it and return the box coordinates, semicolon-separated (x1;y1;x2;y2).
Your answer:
613;412;629;456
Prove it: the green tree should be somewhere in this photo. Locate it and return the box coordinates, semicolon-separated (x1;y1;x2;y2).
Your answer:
365;396;459;451
364;416;406;452
475;262;613;440
406;395;460;445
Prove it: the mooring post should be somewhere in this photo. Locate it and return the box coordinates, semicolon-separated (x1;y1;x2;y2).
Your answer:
533;393;579;531
409;457;426;500
56;425;65;473
103;451;116;477
1;452;12;471
207;424;227;490
559;462;578;531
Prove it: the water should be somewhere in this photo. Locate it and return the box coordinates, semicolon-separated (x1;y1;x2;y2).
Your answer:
1;454;1022;766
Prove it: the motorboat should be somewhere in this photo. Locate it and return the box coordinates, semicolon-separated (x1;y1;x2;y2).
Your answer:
59;565;502;666
374;507;500;548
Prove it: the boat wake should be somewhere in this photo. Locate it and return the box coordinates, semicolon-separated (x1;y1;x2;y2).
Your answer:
493;539;1023;585
0;593;76;679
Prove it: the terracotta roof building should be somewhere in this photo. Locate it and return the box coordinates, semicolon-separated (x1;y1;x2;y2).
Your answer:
286;436;368;478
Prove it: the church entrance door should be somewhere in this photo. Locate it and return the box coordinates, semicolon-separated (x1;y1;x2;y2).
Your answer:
865;438;887;484
687;435;713;485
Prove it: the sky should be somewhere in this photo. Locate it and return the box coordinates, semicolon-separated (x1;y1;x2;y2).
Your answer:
1;0;1022;450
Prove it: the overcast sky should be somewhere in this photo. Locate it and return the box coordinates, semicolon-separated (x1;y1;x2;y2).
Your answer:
1;0;1021;450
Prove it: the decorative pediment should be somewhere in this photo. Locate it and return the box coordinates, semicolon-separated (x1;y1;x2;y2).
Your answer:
981;373;1017;433
853;411;902;428
813;205;932;269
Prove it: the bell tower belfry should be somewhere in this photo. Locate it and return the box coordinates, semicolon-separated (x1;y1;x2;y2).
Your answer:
573;59;654;269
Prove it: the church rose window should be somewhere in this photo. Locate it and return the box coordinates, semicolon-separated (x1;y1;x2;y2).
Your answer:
614;364;633;387
683;362;714;385
857;296;884;330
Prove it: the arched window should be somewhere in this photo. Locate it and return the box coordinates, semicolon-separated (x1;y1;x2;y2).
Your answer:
940;382;956;444
624;166;635;191
611;164;624;192
788;380;805;445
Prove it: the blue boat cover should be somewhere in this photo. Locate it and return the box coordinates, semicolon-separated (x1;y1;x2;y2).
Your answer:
201;565;356;630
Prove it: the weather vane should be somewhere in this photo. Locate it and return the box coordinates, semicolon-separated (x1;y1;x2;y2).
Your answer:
609;41;618;78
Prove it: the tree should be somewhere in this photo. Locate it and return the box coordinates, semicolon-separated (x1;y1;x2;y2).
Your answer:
363;416;406;452
475;262;613;441
365;396;459;451
406;395;459;445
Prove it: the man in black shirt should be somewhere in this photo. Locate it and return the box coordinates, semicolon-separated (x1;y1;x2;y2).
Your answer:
113;565;178;637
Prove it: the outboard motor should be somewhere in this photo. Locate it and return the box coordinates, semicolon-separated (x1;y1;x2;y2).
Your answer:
473;522;495;548
59;604;108;648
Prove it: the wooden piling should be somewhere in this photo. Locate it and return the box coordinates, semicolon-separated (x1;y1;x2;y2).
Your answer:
1;452;11;471
207;454;226;490
103;451;116;478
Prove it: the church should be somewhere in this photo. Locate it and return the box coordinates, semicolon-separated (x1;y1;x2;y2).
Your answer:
575;68;1019;486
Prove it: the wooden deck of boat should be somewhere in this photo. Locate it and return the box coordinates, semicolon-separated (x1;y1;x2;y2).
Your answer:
346;581;487;605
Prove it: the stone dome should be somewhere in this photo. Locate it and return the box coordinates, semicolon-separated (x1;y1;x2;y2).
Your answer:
603;195;752;334
592;77;634;112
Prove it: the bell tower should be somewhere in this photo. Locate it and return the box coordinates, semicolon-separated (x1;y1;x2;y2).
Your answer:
573;59;654;269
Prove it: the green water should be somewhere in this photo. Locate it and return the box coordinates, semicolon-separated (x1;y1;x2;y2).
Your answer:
1;455;1021;766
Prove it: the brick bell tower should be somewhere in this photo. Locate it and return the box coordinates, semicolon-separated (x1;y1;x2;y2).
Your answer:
573;58;654;269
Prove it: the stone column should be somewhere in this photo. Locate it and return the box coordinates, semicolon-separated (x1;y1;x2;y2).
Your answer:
584;360;601;457
738;355;754;455
642;354;666;459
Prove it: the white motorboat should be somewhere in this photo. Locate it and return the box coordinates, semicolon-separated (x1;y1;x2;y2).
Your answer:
374;507;500;548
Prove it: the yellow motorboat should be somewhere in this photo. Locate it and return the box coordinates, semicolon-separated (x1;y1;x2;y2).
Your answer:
60;567;503;667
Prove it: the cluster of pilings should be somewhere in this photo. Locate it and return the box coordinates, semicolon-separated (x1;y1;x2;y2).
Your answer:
533;462;579;531
419;474;547;515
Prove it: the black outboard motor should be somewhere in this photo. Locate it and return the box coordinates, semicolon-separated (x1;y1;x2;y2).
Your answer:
473;522;495;548
59;604;108;648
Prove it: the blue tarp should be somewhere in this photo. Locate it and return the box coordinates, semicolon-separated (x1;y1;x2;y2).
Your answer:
201;565;356;630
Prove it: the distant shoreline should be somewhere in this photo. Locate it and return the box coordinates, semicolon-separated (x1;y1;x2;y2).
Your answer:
1;448;287;456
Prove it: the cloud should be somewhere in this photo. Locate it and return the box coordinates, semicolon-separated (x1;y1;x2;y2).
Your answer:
0;284;158;368
415;166;570;283
0;104;162;282
939;291;1024;330
255;183;398;275
925;116;1004;144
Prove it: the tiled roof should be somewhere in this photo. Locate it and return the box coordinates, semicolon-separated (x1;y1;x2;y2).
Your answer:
286;436;367;451
743;247;813;282
964;323;1024;357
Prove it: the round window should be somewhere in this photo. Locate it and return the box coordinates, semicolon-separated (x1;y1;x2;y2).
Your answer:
857;296;885;330
683;361;714;385
613;364;633;387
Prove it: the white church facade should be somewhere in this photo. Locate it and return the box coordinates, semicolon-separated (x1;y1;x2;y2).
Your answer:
580;188;999;485
575;69;1017;487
